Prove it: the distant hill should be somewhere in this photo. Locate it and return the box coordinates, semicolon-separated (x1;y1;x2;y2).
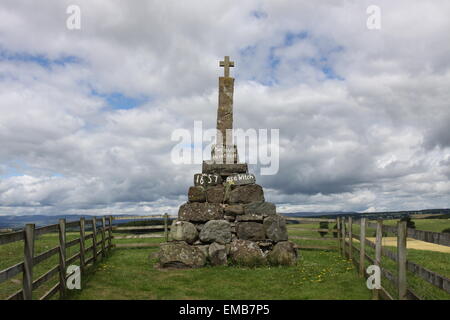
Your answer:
1;208;449;230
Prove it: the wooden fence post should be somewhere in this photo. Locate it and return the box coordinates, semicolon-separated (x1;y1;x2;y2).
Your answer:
101;217;106;258
359;218;366;276
341;217;346;258
92;217;97;263
337;217;342;255
348;217;353;261
58;218;66;299
164;213;169;242
79;218;86;272
108;216;113;250
397;220;407;300
373;219;383;300
23;223;35;300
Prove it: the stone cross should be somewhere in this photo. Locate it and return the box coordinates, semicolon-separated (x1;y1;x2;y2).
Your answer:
219;56;234;78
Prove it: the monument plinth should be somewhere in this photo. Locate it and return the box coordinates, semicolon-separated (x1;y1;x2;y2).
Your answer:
157;56;298;268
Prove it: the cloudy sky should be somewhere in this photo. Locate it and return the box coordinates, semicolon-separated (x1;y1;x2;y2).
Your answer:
0;1;449;216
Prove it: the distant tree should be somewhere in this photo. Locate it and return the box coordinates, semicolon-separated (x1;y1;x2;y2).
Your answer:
400;215;416;229
319;221;329;237
332;224;338;238
442;228;450;234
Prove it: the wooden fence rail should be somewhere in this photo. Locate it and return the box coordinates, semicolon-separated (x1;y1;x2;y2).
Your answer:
0;216;113;300
2;214;448;300
340;216;450;300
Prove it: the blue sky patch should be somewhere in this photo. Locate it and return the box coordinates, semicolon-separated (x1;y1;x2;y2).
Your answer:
0;49;81;69
90;90;149;110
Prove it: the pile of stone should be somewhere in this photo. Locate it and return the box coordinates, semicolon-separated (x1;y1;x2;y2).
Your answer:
157;166;298;268
157;56;298;268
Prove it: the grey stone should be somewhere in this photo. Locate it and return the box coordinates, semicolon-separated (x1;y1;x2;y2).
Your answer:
263;215;288;242
194;244;210;258
224;215;235;222
236;213;264;222
224;204;244;215
178;202;223;222
170;220;198;244
158;242;206;268
194;173;222;187
202;161;248;175
243;202;276;216
208;242;228;266
267;241;298;266
199;220;232;244
229;239;266;267
236;222;265;241
206;185;225;203
229;184;264;204
188;186;206;202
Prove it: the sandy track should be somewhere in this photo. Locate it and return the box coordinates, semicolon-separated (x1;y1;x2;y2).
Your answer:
364;237;450;253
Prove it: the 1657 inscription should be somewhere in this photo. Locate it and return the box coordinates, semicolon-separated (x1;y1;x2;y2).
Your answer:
194;173;222;187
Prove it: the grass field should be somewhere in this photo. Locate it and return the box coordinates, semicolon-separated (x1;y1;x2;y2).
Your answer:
1;218;449;300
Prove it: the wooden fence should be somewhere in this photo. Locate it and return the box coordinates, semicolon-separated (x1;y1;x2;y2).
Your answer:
0;217;113;300
337;216;450;300
2;214;448;300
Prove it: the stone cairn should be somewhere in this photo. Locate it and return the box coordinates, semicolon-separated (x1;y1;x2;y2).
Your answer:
158;56;298;268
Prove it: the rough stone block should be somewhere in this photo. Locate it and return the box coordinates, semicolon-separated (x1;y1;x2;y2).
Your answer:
208;242;228;266
263;215;288;242
224;204;244;215
235;213;264;222
243;201;276;216
199;219;232;244
202;161;248;175
267;241;298;266
205;185;225;203
178;202;223;222
188;186;206;202
236;222;265;241
229;239;266;267
229;184;264;204
170;220;198;244
158;242;206;268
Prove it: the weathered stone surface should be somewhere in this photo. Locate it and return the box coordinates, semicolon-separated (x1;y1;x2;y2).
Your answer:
202;161;248;175
208;242;228;266
211;144;238;164
229;184;264;204
206;185;225;204
194;244;210;258
229;239;266;267
263;215;288;242
236;222;265;241
226;173;256;185
178;202;223;222
158;242;206;268
195;223;204;232
199;220;232;244
224;215;235;222
188;186;206;202
224;204;244;215
236;213;264;222
194;173;222;187
243;202;276;216
170;220;198;244
267;241;298;266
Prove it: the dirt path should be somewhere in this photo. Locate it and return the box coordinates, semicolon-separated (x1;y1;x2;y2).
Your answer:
365;237;450;253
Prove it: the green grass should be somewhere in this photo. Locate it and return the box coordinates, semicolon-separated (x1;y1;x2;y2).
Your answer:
66;244;370;300
0;231;100;300
1;219;449;300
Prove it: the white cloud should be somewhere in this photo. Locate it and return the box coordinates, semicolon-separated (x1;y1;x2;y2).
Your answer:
0;0;449;216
